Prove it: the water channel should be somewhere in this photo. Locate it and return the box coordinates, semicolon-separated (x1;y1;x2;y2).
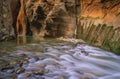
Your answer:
0;37;120;79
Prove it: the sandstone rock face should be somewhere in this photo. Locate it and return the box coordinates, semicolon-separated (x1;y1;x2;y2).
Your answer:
23;0;76;37
0;0;120;41
80;0;120;26
15;0;120;38
0;0;20;41
16;0;27;36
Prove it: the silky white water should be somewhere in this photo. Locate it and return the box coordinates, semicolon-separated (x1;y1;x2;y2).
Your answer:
0;38;120;79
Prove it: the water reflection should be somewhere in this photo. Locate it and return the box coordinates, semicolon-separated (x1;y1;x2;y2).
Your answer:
32;36;44;42
1;38;120;79
16;36;45;45
16;36;27;45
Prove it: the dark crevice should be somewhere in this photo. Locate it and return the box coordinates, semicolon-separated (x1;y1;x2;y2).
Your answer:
101;0;113;3
10;0;21;37
26;19;32;36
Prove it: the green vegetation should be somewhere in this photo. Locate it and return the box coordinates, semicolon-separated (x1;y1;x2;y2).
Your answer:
77;20;120;55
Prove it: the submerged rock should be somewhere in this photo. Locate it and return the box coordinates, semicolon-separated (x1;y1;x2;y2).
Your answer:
0;59;9;70
23;73;31;78
0;39;120;79
33;70;44;75
16;67;25;74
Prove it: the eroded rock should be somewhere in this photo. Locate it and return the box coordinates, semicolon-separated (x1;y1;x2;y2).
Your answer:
80;0;120;26
0;0;20;41
17;0;76;37
0;0;120;40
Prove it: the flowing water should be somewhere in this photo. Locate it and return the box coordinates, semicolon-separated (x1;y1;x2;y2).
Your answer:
0;37;120;79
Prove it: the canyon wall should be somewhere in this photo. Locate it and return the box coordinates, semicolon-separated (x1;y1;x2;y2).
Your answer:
78;0;120;53
0;0;120;41
15;0;76;38
0;0;20;41
80;0;120;26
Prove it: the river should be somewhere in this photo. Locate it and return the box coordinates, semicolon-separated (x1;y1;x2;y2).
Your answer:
0;37;120;79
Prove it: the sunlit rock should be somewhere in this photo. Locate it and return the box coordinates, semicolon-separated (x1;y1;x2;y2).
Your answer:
80;0;120;26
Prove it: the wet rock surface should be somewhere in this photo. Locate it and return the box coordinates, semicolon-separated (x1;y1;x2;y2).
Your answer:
0;0;19;41
0;0;120;41
0;38;120;79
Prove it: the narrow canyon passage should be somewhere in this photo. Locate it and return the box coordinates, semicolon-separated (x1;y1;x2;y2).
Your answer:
0;37;120;79
0;0;120;79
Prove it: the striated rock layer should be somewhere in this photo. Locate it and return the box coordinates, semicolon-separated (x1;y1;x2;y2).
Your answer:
0;0;120;41
80;0;120;26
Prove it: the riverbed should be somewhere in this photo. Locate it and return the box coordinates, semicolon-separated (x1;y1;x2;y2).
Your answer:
0;37;120;79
